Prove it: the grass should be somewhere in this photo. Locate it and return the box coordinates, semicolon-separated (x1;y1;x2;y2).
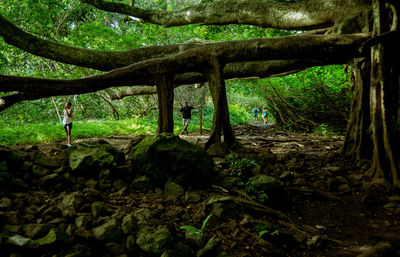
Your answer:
0;118;154;146
0;105;251;146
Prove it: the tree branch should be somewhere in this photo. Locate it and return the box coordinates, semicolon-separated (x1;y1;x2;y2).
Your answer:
0;13;180;71
0;33;370;109
81;0;368;30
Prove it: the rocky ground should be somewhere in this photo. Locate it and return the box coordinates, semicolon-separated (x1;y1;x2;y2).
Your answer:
1;123;400;257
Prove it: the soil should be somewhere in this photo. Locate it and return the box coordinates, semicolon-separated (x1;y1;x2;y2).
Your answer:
4;122;400;257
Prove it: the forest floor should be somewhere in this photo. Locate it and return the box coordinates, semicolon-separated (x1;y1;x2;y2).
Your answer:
6;122;400;257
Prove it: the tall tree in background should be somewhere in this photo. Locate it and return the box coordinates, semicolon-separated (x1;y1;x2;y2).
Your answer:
0;0;399;186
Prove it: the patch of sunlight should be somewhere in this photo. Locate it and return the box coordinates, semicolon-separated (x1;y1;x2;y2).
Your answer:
131;123;142;129
185;10;191;21
35;133;48;143
285;11;308;21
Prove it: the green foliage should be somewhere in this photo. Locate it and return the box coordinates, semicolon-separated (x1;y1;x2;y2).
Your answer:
0;0;352;138
259;229;279;238
253;223;279;238
225;153;257;178
245;177;269;203
0;102;248;145
0;119;154;146
258;65;352;131
313;123;335;137
180;214;213;236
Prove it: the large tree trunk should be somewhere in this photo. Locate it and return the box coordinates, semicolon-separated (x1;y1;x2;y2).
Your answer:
156;76;174;133
341;58;373;160
204;58;236;149
368;0;400;188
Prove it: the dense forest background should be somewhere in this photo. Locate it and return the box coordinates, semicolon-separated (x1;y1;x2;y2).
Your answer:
0;0;352;145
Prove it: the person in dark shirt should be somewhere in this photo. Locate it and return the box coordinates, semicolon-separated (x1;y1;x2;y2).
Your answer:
179;100;201;135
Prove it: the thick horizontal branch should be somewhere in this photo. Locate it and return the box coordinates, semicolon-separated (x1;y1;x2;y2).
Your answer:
0;33;369;109
105;85;180;99
0;13;180;71
106;58;350;100
82;0;369;30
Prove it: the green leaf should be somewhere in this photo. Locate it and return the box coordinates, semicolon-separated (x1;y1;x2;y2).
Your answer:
180;225;200;232
271;230;279;236
258;230;269;238
201;214;213;231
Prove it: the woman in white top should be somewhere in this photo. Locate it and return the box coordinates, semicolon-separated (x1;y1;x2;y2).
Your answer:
62;102;73;146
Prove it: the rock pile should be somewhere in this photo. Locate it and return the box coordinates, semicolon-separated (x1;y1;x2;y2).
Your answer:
0;135;217;256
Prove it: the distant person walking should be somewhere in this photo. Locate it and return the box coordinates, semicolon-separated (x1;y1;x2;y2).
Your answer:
262;108;269;124
252;106;260;123
179;100;201;135
62;102;73;147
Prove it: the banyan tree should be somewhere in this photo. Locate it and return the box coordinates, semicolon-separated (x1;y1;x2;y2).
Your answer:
0;0;399;187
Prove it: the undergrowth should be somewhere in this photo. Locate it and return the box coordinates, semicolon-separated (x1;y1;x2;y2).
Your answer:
0;104;250;145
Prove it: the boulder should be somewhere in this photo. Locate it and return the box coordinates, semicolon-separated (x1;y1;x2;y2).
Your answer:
184;191;201;203
161;241;194;257
246;174;288;208
75;215;92;229
0;161;7;172
121;214;137;234
33;227;70;246
22;224;53;239
91;201;111;218
136;226;174;254
130;134;215;188
58;192;84;217
247;174;283;192
131;175;153;191
0;146;24;170
125;234;136;252
0;171;12;187
206;142;230;157
39;174;61;187
92;218;122;242
66;139;125;178
32;151;65;169
7;234;37;248
357;242;396;257
32;164;50;177
164;182;184;202
0;197;12;211
133;208;154;226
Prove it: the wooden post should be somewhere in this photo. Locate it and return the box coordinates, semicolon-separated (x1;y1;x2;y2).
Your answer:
199;107;203;135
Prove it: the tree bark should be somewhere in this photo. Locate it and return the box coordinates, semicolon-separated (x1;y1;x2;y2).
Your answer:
205;57;236;149
368;0;400;188
81;0;370;30
342;58;373;160
156;75;174;134
0;33;370;111
105;59;350;100
0;13;181;71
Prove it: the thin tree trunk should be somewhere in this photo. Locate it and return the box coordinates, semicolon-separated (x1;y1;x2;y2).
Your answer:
51;97;62;123
156;75;174;133
94;92;120;120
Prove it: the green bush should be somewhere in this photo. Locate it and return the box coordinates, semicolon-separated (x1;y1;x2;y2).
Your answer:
225;153;257;178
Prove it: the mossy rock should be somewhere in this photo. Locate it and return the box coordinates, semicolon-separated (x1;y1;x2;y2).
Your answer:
66;139;125;178
0;146;24;170
136;226;173;255
130;134;215;188
247;174;283;192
